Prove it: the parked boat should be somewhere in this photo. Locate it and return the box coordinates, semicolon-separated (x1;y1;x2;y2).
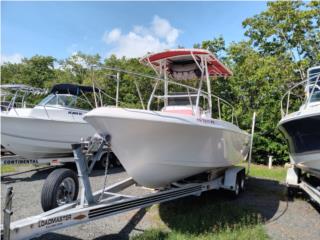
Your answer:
0;83;108;159
278;66;320;178
85;49;250;188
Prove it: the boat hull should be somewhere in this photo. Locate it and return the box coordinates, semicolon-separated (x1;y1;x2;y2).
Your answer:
85;108;249;188
1;115;96;159
278;105;320;177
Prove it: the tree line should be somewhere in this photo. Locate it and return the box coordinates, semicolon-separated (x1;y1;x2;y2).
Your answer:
1;1;319;164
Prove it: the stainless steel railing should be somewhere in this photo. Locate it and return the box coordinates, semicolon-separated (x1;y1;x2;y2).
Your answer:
101;67;239;125
281;73;320;117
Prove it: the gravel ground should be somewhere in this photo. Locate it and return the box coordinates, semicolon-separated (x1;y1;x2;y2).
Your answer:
1;166;320;240
240;177;320;240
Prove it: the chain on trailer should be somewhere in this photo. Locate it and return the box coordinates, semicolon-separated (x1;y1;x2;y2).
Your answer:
99;136;111;202
84;134;110;174
72;134;111;205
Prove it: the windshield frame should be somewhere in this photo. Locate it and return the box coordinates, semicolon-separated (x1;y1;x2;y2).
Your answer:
37;94;77;108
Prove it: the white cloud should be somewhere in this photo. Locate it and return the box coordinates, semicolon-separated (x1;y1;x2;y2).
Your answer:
102;15;181;58
1;53;24;65
103;28;121;43
152;15;179;44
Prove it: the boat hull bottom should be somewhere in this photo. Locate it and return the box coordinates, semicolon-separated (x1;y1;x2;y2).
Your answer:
130;162;230;188
2;133;74;159
1;114;95;159
291;152;320;178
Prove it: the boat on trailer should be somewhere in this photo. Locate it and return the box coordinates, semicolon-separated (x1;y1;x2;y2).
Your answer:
278;66;320;204
1;132;248;240
85;49;250;188
0;83;109;160
278;66;320;178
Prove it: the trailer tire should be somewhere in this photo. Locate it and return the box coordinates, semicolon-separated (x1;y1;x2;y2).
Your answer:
239;171;245;192
287;186;296;199
228;176;241;199
41;168;79;212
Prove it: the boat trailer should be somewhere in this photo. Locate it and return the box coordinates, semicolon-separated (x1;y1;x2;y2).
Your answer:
286;165;320;205
1;134;245;240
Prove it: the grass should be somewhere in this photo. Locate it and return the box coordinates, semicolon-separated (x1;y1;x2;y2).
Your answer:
1;164;16;174
0;163;48;174
242;163;287;182
132;226;268;240
132;192;269;240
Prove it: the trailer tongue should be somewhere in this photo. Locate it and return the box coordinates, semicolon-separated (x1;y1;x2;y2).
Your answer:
1;134;246;240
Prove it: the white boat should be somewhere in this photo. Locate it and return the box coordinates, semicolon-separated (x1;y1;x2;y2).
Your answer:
278;66;320;178
85;49;250;188
1;83;109;159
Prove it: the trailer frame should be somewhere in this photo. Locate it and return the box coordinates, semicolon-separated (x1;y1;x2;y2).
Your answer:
286;165;320;205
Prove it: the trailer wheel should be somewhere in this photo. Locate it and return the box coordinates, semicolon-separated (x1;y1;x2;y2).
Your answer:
234;178;240;197
228;176;241;199
287;186;296;199
239;172;245;192
41;168;79;212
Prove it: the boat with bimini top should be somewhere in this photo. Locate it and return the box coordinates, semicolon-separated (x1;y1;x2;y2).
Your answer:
85;49;250;188
1;83;110;159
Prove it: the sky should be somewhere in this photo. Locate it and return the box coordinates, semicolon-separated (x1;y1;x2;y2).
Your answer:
1;1;267;64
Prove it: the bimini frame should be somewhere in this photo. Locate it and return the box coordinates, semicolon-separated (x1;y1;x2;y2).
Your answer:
101;66;238;124
0;84;48;111
140;49;232;118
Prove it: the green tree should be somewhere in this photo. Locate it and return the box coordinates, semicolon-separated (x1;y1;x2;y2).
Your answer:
1;62;27;84
58;52;101;85
227;41;298;163
243;1;320;79
193;36;226;59
23;55;56;88
1;55;56;88
100;55;155;108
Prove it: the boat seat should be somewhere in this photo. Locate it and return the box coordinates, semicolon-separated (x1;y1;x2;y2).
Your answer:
162;108;194;116
161;106;199;116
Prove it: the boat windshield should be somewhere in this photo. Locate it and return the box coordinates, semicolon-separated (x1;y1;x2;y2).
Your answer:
307;86;320;103
37;94;91;109
167;94;198;106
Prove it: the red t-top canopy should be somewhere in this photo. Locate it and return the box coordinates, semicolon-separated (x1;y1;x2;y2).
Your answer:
140;49;232;78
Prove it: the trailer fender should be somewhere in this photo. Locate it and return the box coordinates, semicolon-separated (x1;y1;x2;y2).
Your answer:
286;166;299;186
222;166;245;191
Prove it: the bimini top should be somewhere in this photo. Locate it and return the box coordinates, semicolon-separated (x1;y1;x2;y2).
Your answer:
50;84;100;96
140;49;232;80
